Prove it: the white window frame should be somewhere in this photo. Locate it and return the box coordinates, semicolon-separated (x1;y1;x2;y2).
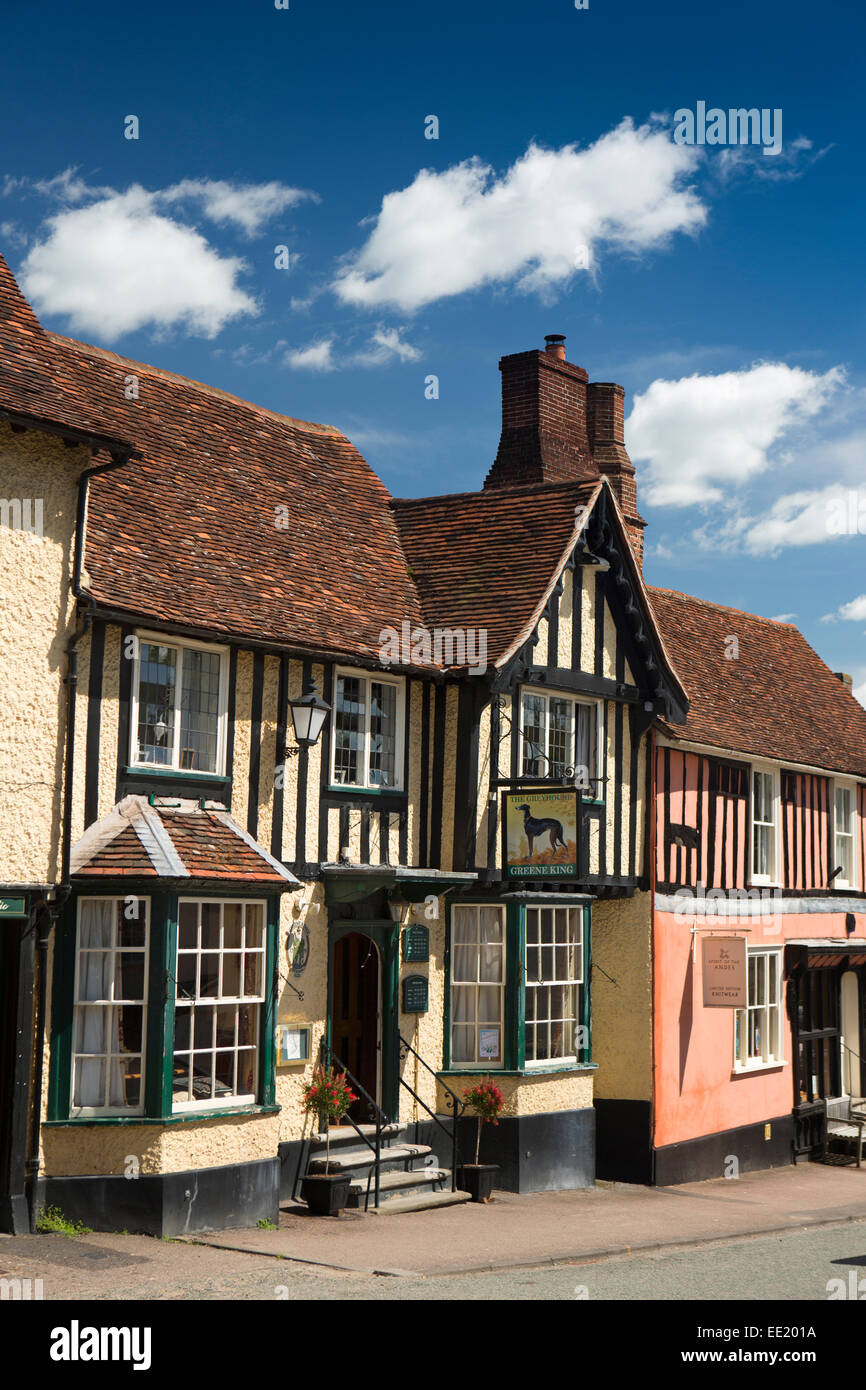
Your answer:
750;763;780;886
523;905;584;1069
520;686;602;797
130;630;229;776
734;947;784;1073
330;666;406;791
449;903;506;1070
172;898;267;1114
71;896;150;1118
833;780;858;890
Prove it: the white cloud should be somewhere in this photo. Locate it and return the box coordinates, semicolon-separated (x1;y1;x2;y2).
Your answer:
333;118;706;310
284;338;335;371
854;679;866;708
824;594;866;623
353;327;421;366
161;178;314;235
19;187;257;339
769;613;797;623
629;363;844;507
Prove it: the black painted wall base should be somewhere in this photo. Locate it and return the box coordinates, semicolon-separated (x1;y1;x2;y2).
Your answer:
35;1157;279;1237
454;1107;596;1192
594;1099;653;1184
652;1114;794;1186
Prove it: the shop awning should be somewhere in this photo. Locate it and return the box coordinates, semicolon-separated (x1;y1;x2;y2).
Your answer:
786;940;866;969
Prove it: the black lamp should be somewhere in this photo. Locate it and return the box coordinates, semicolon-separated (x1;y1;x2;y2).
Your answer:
286;679;331;753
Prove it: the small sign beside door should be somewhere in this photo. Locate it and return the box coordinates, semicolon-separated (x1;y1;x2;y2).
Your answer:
702;935;747;1008
0;897;27;918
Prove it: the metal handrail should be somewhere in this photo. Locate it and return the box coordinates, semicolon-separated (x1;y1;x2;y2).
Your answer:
318;1038;386;1210
399;1033;466;1192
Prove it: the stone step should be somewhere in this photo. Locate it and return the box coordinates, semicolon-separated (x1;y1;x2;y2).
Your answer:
346;1167;450;1208
308;1142;431;1174
365;1188;473;1216
309;1122;401;1149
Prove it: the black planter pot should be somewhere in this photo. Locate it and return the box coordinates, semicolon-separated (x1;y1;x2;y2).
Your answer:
300;1173;351;1216
458;1164;499;1203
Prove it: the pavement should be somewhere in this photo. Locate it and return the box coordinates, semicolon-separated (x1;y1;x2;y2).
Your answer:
2;1161;866;1299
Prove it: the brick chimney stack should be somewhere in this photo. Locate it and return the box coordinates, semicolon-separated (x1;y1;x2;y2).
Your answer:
586;381;646;568
483;334;646;568
483;335;598;489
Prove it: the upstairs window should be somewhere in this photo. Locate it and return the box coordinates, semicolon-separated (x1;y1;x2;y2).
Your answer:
834;783;856;888
131;635;227;775
521;690;599;791
752;768;778;883
331;669;404;790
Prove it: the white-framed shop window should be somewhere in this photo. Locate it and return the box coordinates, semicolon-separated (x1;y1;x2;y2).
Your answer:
450;904;506;1068
172;900;266;1111
751;765;780;885
834;781;857;889
330;667;405;790
130;631;228;775
521;688;601;792
524;905;584;1066
72;897;150;1116
734;947;784;1071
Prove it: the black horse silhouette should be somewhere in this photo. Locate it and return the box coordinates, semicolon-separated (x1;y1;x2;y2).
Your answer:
517;803;568;858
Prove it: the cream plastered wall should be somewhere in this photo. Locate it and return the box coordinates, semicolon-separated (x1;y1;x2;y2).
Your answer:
274;880;328;1140
397;895;446;1123
0;424;81;885
407;679;422;863
438;1070;594;1118
591;889;653;1102
474;699;492;871
41;1113;281;1178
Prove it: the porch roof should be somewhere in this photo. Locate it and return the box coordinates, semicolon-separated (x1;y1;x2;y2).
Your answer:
70;795;299;888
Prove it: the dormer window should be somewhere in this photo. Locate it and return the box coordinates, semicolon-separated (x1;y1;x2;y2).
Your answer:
131;634;228;775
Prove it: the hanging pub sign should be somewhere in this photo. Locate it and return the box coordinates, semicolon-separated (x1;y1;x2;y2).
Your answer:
702;935;748;1008
502;788;579;878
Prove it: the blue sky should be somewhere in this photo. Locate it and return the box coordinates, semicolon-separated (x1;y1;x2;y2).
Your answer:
2;0;864;698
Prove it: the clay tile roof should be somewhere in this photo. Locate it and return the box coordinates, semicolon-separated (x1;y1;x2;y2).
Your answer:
392;480;602;666
71;796;299;885
649;587;866;777
0;253;131;447
45;332;427;664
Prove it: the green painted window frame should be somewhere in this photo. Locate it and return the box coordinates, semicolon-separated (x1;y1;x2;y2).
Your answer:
443;899;593;1074
48;889;280;1124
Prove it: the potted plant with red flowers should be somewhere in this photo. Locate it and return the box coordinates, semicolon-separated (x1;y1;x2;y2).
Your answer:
300;1064;357;1216
458;1077;504;1203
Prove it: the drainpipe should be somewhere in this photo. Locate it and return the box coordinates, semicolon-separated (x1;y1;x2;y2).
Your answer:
26;448;136;1200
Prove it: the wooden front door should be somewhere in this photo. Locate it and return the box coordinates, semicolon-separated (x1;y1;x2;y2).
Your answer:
331;932;380;1121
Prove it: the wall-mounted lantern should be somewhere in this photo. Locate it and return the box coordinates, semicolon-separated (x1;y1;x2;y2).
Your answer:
285;678;331;755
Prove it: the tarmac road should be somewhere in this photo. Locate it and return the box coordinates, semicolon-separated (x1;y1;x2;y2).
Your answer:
4;1222;866;1301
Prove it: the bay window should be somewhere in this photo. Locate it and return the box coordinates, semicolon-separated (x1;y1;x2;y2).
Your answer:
448;900;591;1072
72;898;149;1115
521;689;599;791
331;668;404;789
734;948;783;1070
56;894;276;1122
173;901;266;1110
131;634;227;774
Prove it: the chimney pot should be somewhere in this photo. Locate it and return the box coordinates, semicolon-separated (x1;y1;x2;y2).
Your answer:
544;334;567;360
834;672;854;691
